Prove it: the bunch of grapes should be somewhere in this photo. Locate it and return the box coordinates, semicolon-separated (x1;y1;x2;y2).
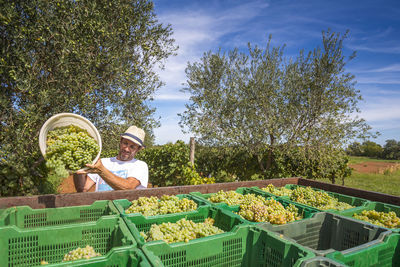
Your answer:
238;199;302;224
261;184;293;197
208;190;268;206
63;245;101;261
290;186;354;211
208;190;244;205
45;125;100;177
140;218;224;243
353;210;400;229
125;195;198;216
209;190;274;207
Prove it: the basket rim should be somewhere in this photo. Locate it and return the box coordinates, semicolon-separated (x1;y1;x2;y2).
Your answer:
38;113;102;172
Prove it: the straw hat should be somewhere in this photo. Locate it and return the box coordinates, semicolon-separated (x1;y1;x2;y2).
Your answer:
121;126;145;148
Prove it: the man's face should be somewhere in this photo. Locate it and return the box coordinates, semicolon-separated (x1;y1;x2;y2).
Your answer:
117;138;141;161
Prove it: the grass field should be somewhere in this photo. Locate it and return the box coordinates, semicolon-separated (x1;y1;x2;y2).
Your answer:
316;156;400;197
347;156;400;165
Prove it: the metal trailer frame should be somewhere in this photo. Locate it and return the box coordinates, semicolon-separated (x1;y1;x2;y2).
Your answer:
0;177;399;209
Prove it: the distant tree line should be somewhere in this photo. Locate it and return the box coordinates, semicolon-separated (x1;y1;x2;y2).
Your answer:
346;140;400;160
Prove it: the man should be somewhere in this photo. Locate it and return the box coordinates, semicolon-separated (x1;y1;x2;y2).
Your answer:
74;125;148;192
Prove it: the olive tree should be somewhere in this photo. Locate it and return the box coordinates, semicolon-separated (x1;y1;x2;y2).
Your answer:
179;30;375;182
0;0;177;196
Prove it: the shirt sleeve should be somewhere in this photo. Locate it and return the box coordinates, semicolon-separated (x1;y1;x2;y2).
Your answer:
88;173;99;183
128;161;148;188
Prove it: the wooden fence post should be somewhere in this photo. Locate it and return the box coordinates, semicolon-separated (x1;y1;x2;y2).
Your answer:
189;137;195;166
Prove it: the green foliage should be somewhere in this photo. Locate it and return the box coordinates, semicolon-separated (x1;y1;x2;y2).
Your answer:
180;163;215;185
100;149;119;159
347;139;400;160
135;141;211;187
180;30;375;183
362;141;383;158
272;146;352;184
346;142;363;156
135;141;189;187
195;145;259;182
195;143;351;184
0;0;176;196
382;139;400;160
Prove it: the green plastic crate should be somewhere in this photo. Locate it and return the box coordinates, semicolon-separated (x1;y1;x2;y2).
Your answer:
257;212;392;256
141;224;316;267
0;200;119;228
299;256;347;267
189;186;278;209
0;207;11;226
219;196;320;225
123;205;245;247
251;184;326;201
18;248;152;267
284;184;324;191
336;201;400;232
113;194;210;218
326;233;400;267
277;185;371;214
251;184;304;200
0;216;139;267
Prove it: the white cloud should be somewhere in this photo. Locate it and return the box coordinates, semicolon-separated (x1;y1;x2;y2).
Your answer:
356;76;400;85
348;43;400;54
154;1;271;102
359;97;400;122
352;63;400;73
153;118;192;144
153;93;189;101
373;64;400;72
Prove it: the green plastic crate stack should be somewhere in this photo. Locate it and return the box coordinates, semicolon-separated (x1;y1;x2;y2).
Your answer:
336;201;400;233
123;205;245;247
299;256;347;267
0;200;119;228
256;212;392;257
189;186;279;209
326;233;400;267
0;216;145;267
113;194;210;218
141;224;316;267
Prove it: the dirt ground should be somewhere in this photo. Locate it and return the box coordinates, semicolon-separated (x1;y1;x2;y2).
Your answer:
349;162;400;174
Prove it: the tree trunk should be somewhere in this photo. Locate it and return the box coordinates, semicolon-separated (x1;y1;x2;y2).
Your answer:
266;134;275;170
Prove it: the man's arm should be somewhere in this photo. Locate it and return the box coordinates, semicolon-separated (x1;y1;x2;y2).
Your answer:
97;167;141;190
80;159;141;190
83;176;96;192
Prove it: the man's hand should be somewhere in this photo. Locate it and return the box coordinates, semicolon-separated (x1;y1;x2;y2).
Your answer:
76;159;104;174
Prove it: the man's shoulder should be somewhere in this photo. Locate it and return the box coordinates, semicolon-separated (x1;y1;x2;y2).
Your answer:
132;158;148;167
101;157;116;164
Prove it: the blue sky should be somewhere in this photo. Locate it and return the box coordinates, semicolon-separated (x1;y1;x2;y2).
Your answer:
150;0;400;146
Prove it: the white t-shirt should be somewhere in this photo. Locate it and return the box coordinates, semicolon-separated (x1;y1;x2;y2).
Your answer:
88;157;148;192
